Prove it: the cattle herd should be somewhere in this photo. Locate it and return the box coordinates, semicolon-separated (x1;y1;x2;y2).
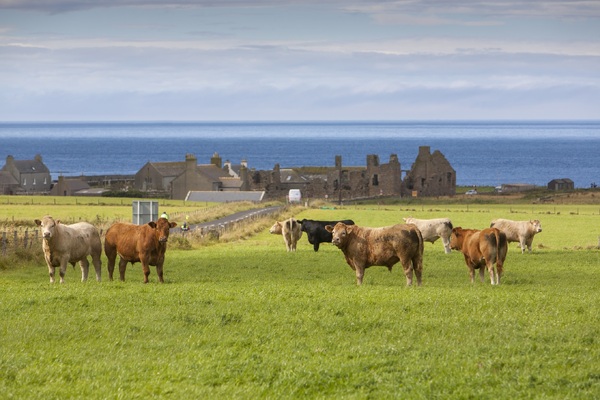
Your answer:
271;216;543;286
34;213;542;286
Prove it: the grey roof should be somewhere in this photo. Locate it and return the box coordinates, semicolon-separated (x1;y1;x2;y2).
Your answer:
185;191;265;203
0;171;19;185
13;159;50;174
197;164;230;181
549;178;573;184
150;161;186;177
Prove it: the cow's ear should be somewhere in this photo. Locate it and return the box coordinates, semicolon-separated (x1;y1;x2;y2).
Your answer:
34;219;41;226
324;225;333;232
148;221;157;228
346;225;354;234
56;220;61;224
170;222;178;228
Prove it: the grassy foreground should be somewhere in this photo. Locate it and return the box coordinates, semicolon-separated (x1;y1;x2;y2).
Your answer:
1;203;599;399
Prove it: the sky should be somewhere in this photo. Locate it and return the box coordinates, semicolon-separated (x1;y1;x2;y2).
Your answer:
0;0;599;122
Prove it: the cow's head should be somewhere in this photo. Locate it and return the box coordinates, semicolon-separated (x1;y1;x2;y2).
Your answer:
449;227;464;250
150;217;177;243
530;220;542;233
325;222;354;248
35;215;60;240
269;221;283;235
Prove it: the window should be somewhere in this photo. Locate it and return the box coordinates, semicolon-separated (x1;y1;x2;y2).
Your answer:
33;178;36;185
372;174;379;186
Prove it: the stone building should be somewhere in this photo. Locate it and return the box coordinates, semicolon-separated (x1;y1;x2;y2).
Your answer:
547;178;574;191
0;154;52;194
134;153;248;200
401;146;456;197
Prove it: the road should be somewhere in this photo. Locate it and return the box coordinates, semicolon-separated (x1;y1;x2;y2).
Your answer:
175;206;282;233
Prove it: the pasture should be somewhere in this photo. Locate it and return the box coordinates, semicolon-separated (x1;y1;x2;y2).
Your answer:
1;201;599;399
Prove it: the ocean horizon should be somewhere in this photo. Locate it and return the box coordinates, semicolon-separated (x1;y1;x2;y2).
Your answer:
1;121;599;188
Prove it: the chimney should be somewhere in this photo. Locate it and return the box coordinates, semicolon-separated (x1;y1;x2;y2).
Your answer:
210;152;222;168
185;153;197;171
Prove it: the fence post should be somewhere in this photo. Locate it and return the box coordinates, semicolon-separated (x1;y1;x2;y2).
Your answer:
2;232;6;256
24;228;28;249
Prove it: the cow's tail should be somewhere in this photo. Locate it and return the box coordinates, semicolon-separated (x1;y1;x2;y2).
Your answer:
491;228;507;279
413;225;424;285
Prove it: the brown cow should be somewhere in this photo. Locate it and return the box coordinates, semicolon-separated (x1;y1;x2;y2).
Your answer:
104;217;177;283
450;227;508;285
325;222;424;286
35;215;102;283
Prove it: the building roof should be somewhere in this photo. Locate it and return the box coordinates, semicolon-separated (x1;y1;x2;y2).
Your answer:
280;168;309;184
197;164;231;181
0;171;19;185
13;159;50;174
149;161;186;177
548;178;574;184
185;191;265;203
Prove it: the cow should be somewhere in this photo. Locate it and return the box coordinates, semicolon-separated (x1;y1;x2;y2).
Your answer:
34;215;102;284
402;217;453;254
104;217;177;283
269;218;302;251
490;218;542;254
297;219;355;252
325;222;424;286
449;227;508;285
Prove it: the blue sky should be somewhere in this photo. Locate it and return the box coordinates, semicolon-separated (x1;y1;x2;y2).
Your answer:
1;0;599;121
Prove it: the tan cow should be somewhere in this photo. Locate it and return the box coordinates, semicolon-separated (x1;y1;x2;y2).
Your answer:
490;218;542;253
450;227;508;285
402;217;453;253
269;218;302;251
325;222;424;286
104;217;177;283
34;215;102;283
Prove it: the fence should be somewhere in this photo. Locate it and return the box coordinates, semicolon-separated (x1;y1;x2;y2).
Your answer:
2;207;283;256
1;229;40;256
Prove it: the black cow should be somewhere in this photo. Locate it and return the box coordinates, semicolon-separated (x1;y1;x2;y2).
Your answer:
297;219;355;252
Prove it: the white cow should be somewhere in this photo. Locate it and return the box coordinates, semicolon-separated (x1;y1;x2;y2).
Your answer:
402;217;453;254
34;215;102;283
490;218;543;254
269;218;303;252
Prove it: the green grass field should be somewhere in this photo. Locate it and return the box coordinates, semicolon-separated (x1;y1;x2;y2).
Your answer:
1;202;599;399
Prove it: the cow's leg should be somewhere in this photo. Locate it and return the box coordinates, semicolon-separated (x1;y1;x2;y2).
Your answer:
58;260;68;284
526;237;533;253
496;260;503;285
91;253;102;282
118;258;128;282
79;258;90;282
519;238;526;254
355;265;365;285
156;262;164;284
442;237;452;254
47;263;56;284
106;252;116;281
399;256;414;286
140;261;151;284
486;261;496;285
478;266;485;283
468;266;475;283
412;254;423;286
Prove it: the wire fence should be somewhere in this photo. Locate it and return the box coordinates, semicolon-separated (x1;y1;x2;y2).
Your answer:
1;229;40;256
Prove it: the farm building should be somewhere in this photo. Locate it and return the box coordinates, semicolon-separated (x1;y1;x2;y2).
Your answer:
548;178;574;191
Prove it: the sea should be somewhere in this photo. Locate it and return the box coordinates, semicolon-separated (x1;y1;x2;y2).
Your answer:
1;121;599;188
